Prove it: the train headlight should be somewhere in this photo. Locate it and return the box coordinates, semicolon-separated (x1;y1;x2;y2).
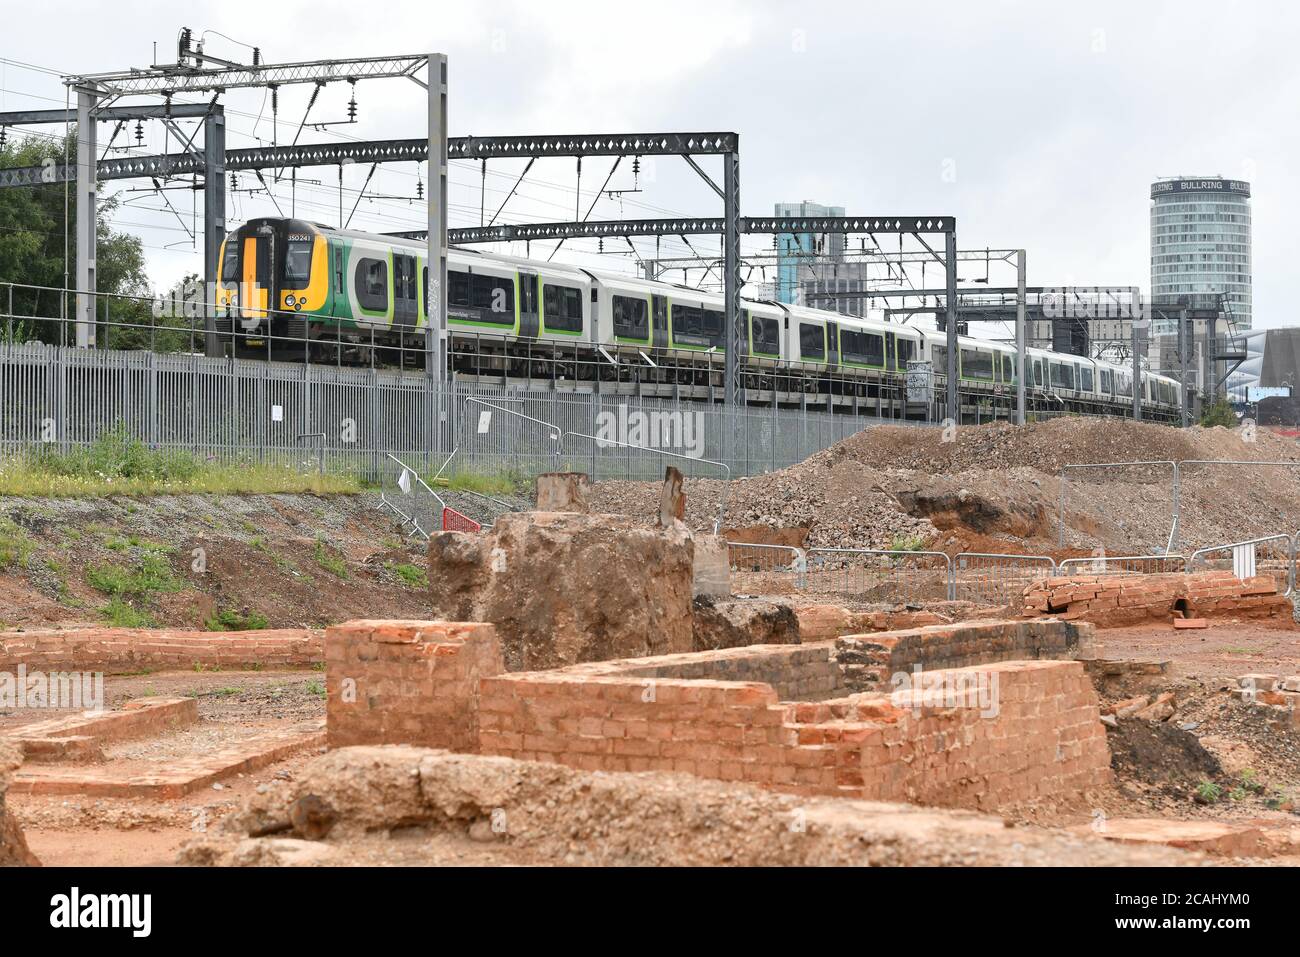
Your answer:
285;294;296;307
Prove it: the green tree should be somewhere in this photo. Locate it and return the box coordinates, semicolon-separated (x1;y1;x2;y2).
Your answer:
0;131;177;348
1200;396;1237;428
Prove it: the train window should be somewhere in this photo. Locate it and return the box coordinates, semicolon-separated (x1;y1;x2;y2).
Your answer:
449;270;470;307
1116;374;1132;398
1050;362;1075;391
543;283;583;332
799;323;825;360
284;238;313;286
751;315;780;356
673;304;720;344
841;330;884;366
896;337;916;368
470;274;514;318
355;257;389;313
1033;360;1044;387
613;295;649;340
220;243;239;282
706;310;725;337
1100;368;1113;394
1079;366;1094;391
961;348;994;380
932;343;947;372
393;256;417;303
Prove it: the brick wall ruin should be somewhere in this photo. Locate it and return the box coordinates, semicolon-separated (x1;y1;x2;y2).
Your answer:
478;657;1110;809
0;627;322;673
1020;571;1294;628
833;619;1091;693
326;620;503;751
323;616;1110;812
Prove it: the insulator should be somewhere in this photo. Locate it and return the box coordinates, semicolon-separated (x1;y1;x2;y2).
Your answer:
134;120;144;145
271;87;278;114
252;47;261;67
230;172;237;190
0;127;7;149
415;176;424;200
178;27;192;61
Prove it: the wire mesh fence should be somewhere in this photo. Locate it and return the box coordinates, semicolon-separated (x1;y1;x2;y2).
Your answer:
951;553;1057;604
1055;554;1187;577
802;548;955;604
0;340;930;485
1188;534;1296;596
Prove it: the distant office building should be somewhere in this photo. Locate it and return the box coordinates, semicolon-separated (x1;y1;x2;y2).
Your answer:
1150;177;1252;330
774;201;872;317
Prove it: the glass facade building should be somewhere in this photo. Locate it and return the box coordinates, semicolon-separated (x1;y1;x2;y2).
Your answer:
774;201;844;304
1150;177;1252;330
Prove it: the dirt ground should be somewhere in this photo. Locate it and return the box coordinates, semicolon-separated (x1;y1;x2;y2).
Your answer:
5;669;327;867
0;493;438;630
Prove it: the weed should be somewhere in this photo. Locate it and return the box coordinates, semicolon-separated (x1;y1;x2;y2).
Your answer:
0;518;33;570
205;608;270;632
99;597;153;627
313;539;349;579
388;561;428;588
305;680;326;697
1195;780;1222;805
888;533;928;553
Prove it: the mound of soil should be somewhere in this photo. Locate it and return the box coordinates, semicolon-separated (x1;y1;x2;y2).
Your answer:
1107;720;1222;790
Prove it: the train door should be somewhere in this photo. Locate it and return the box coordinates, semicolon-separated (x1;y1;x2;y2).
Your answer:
240;229;273;323
651;294;669;349
885;331;897;371
825;321;840;368
393;254;419;328
518;272;539;338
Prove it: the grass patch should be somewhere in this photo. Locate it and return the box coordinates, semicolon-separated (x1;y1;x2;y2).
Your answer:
205;608;270;631
209;686;242;697
0;518;34;570
87;553;180;598
99;596;154;627
0;428;361;497
305;680;326;697
437;469;523;498
388;561;428;588
313;539;349;579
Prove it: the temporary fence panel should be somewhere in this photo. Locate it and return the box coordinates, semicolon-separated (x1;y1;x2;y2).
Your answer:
1055;554;1187;577
951;553;1057;605
1188;534;1296;596
726;542;806;593
803;548;954;604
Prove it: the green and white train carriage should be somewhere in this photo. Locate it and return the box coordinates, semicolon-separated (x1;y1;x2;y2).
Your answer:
215;216;1183;419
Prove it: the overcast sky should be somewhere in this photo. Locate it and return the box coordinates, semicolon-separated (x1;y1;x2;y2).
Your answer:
2;0;1294;326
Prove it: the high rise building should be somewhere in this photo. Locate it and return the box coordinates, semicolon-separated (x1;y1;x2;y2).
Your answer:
773;201;872;317
1150;177;1252;329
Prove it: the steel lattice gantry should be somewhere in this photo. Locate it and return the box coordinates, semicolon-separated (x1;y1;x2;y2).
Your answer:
431;216;959;418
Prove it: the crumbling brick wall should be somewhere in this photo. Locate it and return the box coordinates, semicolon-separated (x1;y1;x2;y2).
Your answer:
1020;571;1293;628
326;620;504;750
833;619;1089;693
0;627;322;674
478;658;1110;810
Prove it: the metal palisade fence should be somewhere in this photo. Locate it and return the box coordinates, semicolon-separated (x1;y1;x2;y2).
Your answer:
0;342;927;482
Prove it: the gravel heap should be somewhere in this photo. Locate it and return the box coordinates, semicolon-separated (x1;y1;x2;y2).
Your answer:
585;419;1300;554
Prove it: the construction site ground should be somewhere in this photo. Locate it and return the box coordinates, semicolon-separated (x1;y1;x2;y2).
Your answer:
2;418;1299;867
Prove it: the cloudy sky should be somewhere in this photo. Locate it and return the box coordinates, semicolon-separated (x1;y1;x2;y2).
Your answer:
2;0;1294;326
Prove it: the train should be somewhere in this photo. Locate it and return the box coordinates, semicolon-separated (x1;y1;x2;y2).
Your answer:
215;216;1182;420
